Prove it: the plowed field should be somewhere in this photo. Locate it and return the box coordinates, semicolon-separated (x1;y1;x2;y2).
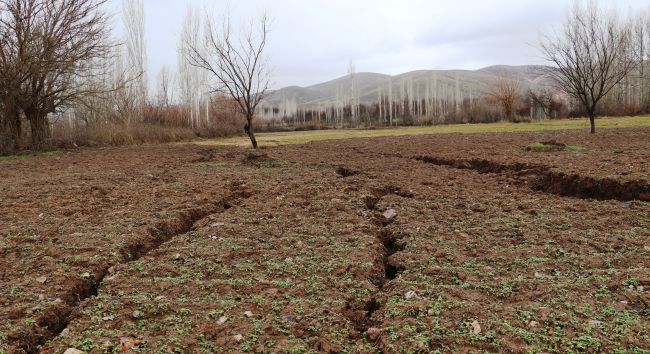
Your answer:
1;127;648;353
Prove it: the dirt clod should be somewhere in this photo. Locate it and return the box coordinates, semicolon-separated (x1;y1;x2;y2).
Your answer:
366;327;383;341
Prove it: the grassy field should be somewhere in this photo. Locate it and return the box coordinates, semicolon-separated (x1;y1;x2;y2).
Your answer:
198;115;650;148
0;150;61;161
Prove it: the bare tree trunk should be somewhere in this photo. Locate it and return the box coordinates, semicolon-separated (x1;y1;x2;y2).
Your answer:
10;112;23;149
28;112;50;150
247;116;258;149
0;116;17;154
3;104;23;150
588;111;596;134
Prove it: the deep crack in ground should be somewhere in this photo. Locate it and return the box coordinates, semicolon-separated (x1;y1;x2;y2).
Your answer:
343;182;413;345
414;155;649;201
15;188;251;354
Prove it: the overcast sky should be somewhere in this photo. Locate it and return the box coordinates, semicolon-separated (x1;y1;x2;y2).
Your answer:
108;0;649;89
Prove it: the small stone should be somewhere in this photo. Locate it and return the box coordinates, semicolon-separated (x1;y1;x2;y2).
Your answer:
119;337;142;350
233;334;243;342
63;349;84;354
367;327;383;341
211;222;225;227
216;316;228;325
155;295;166;301
528;320;539;328
132;311;143;319
35;276;47;284
644;245;650;252
534;271;545;279
102;315;114;321
81;272;91;279
620;201;632;208
60;328;70;337
588;319;602;326
638;286;645;292
281;314;295;322
382;209;398;220
244;311;254;318
404;290;418;300
107;266;116;273
38;294;46;301
470;320;481;334
620;300;628;305
29;305;43;314
172;253;181;260
38;213;44;218
331;198;342;203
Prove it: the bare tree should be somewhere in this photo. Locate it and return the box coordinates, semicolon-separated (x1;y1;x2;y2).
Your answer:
156;65;174;107
178;7;204;128
0;0;40;151
488;76;521;120
632;10;649;110
0;32;23;151
347;57;358;126
184;12;271;149
528;88;563;119
539;1;637;133
0;0;112;150
122;0;147;121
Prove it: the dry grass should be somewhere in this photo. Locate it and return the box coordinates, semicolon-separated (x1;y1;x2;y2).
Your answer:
51;122;197;148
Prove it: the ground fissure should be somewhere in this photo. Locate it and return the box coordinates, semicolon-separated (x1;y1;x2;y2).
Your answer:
414;155;649;201
13;188;251;354
343;183;413;346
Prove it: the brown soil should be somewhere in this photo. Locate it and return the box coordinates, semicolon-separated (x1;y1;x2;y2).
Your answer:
1;127;648;353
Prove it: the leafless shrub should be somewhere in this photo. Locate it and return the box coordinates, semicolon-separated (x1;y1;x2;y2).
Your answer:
488;76;522;120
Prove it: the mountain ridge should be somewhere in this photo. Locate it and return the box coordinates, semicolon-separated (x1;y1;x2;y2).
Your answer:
263;65;552;109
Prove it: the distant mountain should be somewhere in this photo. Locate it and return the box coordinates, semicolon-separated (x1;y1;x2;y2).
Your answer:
262;65;552;110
